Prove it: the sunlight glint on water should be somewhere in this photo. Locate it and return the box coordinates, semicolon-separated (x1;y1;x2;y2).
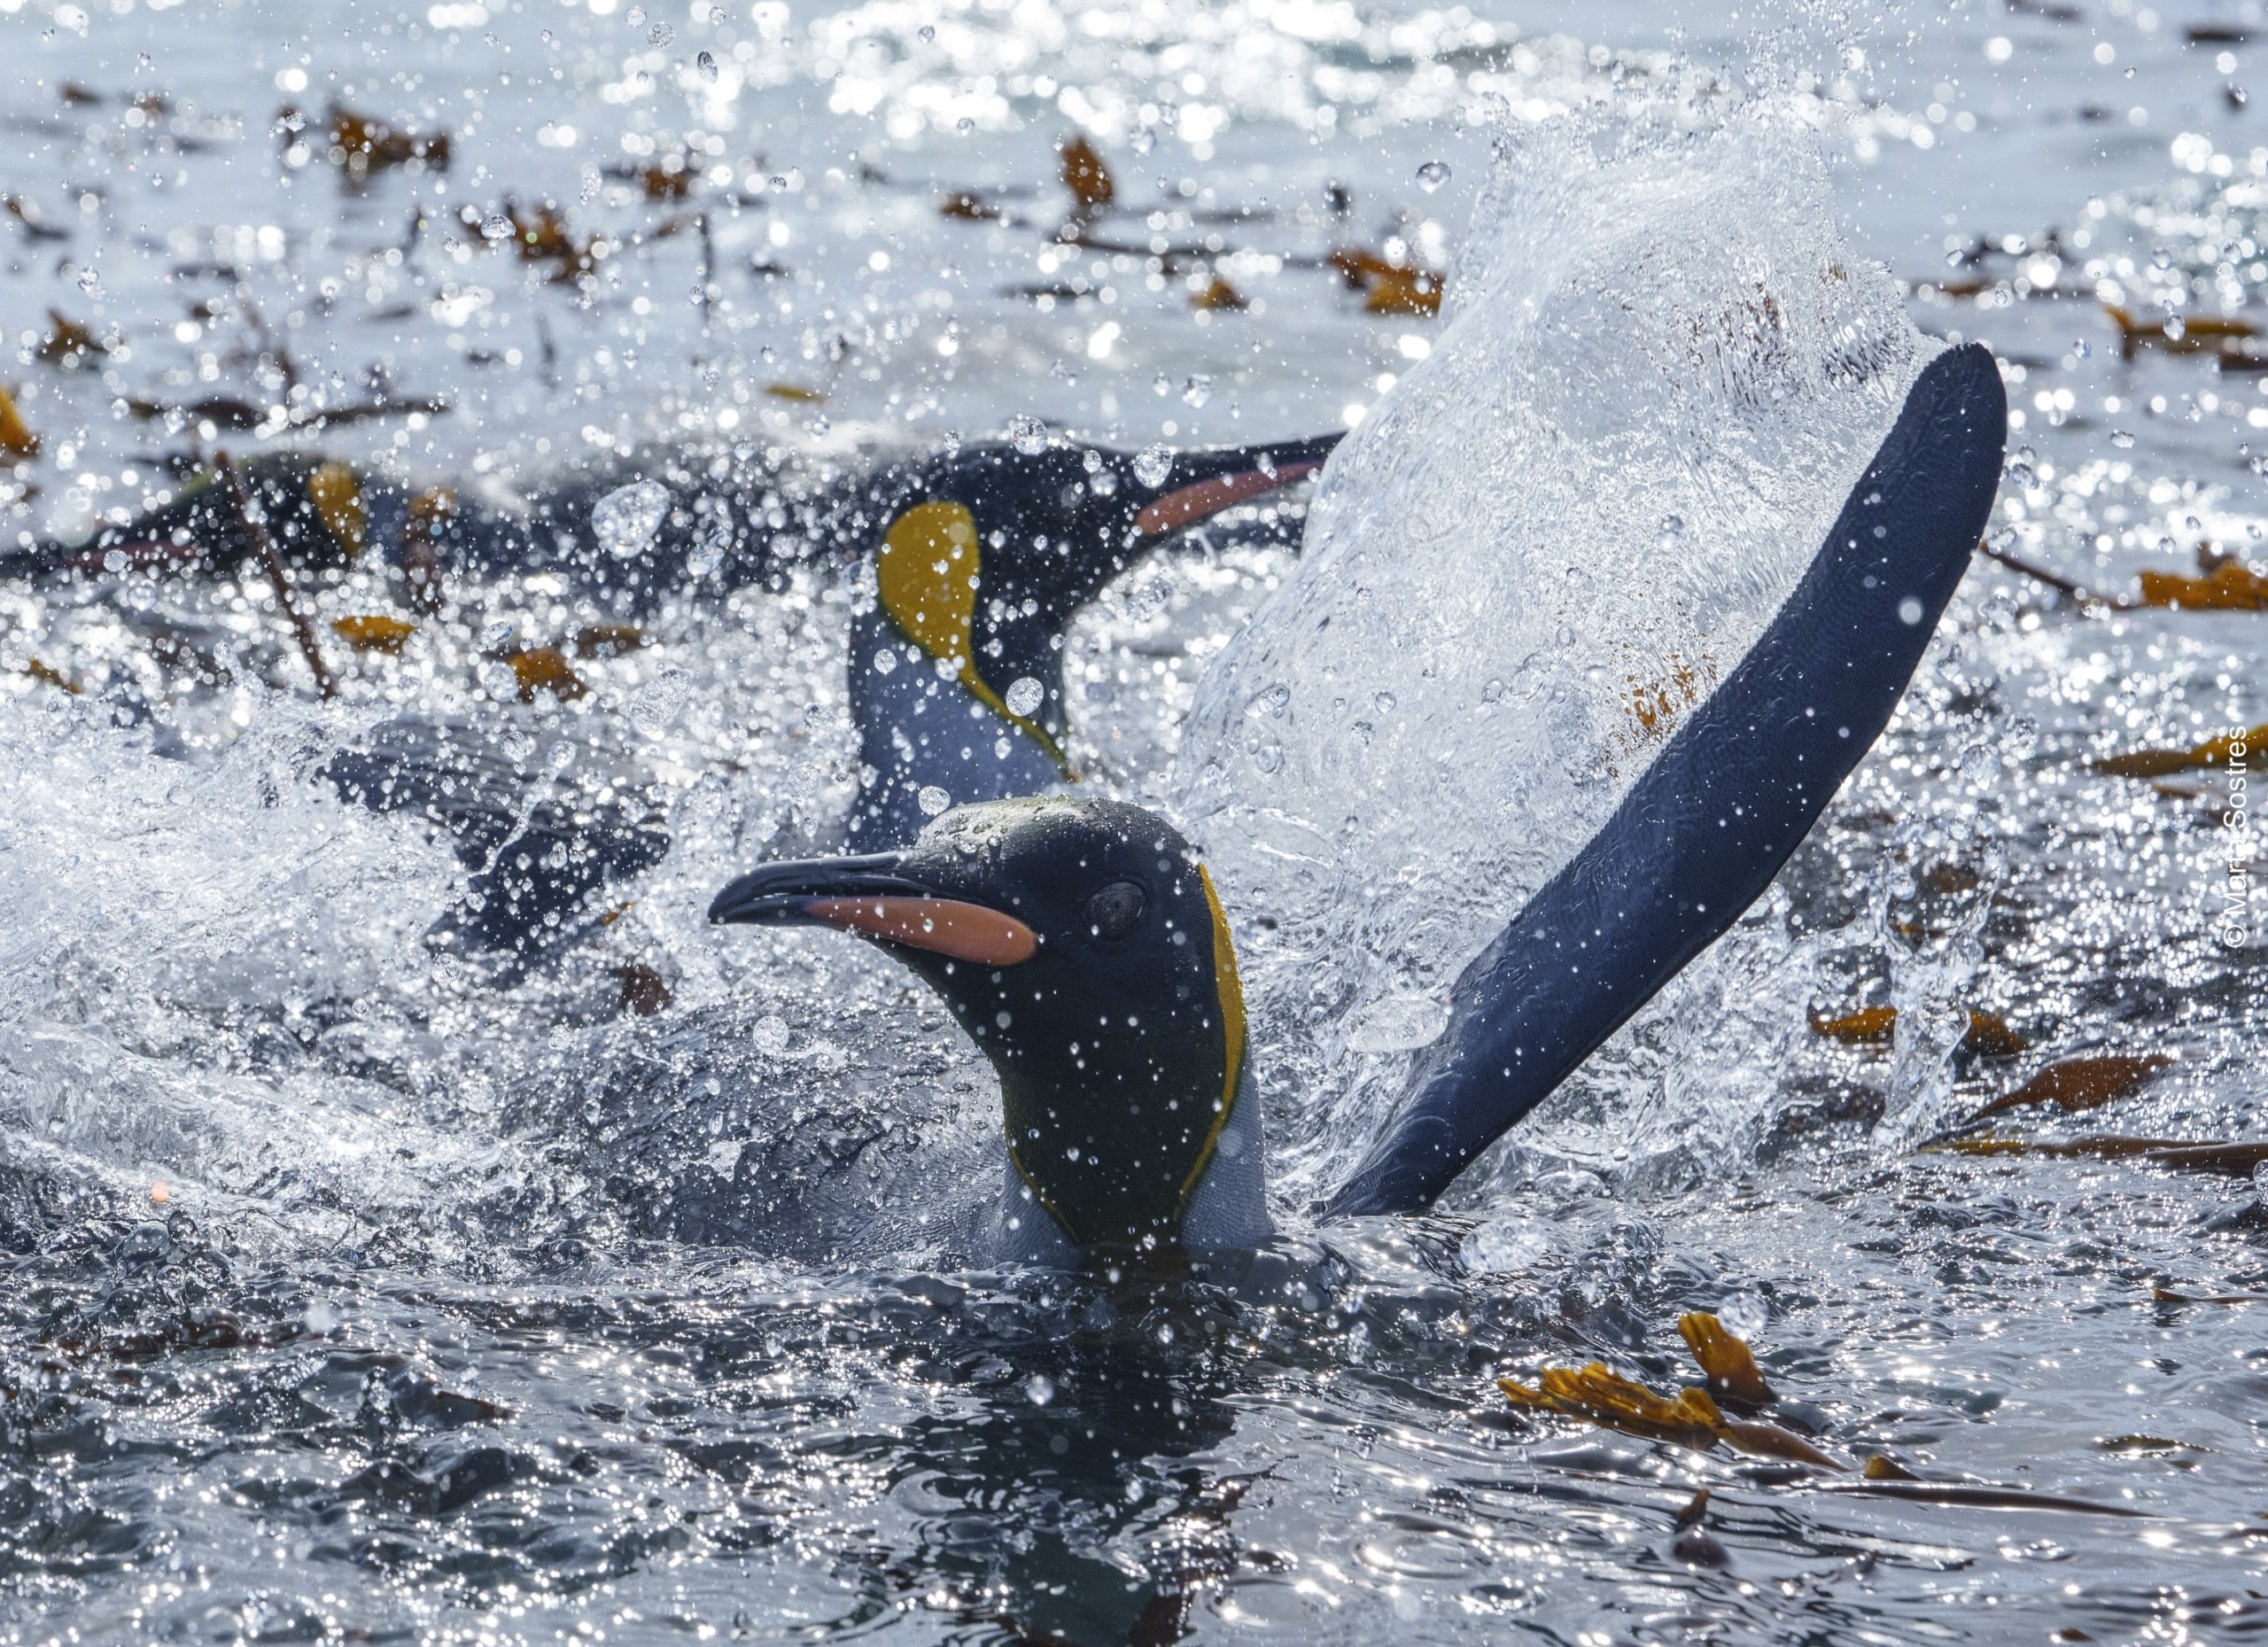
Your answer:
0;0;2264;1641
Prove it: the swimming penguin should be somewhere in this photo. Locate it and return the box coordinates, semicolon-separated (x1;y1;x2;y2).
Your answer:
709;343;2007;1252
833;433;1335;843
710;796;1267;1261
8;431;1335;960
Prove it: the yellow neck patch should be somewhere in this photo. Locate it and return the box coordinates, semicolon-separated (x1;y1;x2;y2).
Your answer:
1177;862;1247;1218
876;503;1073;776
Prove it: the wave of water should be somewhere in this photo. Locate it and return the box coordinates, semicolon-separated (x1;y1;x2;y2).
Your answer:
1177;105;1930;1198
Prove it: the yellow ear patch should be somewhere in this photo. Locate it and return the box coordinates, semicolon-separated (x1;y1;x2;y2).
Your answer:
306;462;367;560
878;501;981;663
876;502;1072;774
1177;863;1248;1217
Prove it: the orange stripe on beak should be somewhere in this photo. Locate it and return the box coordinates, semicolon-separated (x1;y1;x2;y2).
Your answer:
1134;462;1322;538
802;897;1039;965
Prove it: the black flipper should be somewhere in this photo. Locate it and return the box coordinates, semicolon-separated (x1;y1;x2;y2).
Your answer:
1324;342;2008;1217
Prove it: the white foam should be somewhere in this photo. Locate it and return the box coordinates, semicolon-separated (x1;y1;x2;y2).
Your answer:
1173;105;1934;1193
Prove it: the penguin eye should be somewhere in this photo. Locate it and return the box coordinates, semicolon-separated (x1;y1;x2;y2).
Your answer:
1085;880;1147;940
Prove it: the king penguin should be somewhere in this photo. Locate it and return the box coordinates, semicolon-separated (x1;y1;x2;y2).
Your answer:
710;343;2008;1257
10;431;1336;961
710;796;1268;1262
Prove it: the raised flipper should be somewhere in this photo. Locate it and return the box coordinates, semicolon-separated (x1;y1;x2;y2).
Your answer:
1324;342;2008;1217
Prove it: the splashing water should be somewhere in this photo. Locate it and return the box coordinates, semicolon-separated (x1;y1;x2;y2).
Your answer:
4;1;2266;1637
1176;108;1930;1196
591;479;672;561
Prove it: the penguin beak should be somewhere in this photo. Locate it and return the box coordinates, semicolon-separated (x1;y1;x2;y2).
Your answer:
1130;433;1340;540
708;853;1040;967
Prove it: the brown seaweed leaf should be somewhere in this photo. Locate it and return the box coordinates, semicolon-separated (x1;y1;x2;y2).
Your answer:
2094;721;2265;778
508;647;587;702
1807;1005;2027;1056
1678;1311;1774;1409
331;615;416;655
1059;133;1113;213
0;385;38;456
2134;562;2268;610
1936;1135;2268;1177
1328;246;1447;315
1963;1053;2172;1123
2105;303;2257;360
317;104;452;176
1499;1362;1839;1468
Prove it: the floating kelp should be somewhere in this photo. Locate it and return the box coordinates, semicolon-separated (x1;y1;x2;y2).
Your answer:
0;385;37;456
2104;303;2258;361
2133;561;2268;611
1936;1134;2268;1177
307;103;452;176
1059;133;1113;214
2093;721;2264;778
506;647;587;703
331;615;416;655
1809;1005;2027;1056
1499;1313;1838;1469
1964;1053;2173;1122
1677;1309;1774;1409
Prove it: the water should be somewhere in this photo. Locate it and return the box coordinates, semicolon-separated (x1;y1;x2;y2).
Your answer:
1175;109;1930;1192
2;0;2266;1642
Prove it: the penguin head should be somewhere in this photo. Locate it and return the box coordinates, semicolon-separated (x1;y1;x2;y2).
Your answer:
710;796;1250;1255
858;434;1340;757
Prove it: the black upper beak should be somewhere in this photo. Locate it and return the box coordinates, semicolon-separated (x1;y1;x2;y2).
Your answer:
707;852;929;925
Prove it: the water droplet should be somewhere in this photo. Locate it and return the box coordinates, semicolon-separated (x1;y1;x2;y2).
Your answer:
1133;445;1172;488
1131;127;1156;154
955;116;974;136
917;22;935;40
1025;1373;1055;1405
629;664;692;737
647;19;672;44
2110;430;2135;447
592;479;671;559
918;784;952;816
1250;740;1284;774
481;619;517;650
2164;313;2187;343
625;4;644;22
76;267;100;296
697;49;717;81
2071;338;2092;360
1717;1291;1769;1338
1005;676;1045;717
751;1014;789;1054
688;500;732;576
1008;415;1047;455
1371;690;1395;713
1897;595;1925;625
1089;468;1116;496
1656;512;1687;551
1181;375;1212;408
872;647;898;675
1416;159;1450;192
1152;373;1172;397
